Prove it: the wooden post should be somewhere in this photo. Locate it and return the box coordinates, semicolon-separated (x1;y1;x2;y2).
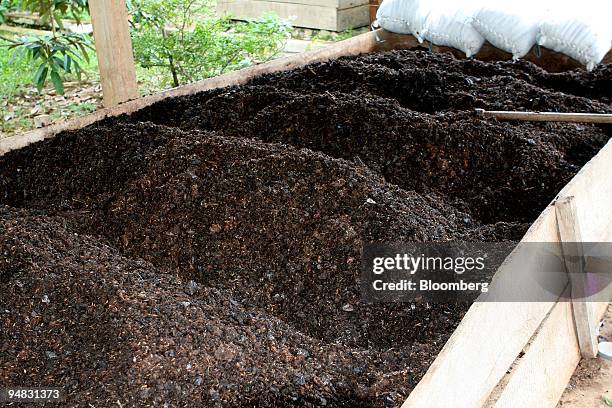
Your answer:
88;0;139;107
555;196;598;358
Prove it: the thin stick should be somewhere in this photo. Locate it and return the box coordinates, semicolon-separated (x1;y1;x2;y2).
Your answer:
475;108;612;124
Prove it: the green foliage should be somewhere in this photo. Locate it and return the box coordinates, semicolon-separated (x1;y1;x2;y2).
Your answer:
335;28;355;41
18;0;89;26
0;2;8;24
1;0;91;94
0;39;30;100
9;33;92;94
4;32;93;93
129;0;291;87
0;0;18;23
604;392;612;407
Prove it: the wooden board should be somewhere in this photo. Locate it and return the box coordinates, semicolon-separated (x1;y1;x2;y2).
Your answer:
0;24;49;36
586;224;612;332
402;220;565;406
491;293;581;408
217;0;369;31
258;0;369;10
5;11;93;34
556;196;598;358
403;138;612;407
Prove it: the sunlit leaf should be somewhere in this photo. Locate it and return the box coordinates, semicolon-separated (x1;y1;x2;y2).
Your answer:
50;70;64;94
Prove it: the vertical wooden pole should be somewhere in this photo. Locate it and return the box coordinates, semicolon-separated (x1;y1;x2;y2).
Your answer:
555;195;598;358
88;0;139;107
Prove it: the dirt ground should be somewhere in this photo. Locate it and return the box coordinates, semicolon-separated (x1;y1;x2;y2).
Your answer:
0;50;610;406
558;304;612;408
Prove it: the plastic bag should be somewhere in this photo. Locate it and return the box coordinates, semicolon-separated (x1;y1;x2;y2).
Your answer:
376;0;485;57
538;0;611;70
423;0;484;58
472;1;547;59
376;0;429;41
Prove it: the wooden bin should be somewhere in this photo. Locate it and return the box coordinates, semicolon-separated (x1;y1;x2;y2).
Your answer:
1;29;611;408
216;0;370;31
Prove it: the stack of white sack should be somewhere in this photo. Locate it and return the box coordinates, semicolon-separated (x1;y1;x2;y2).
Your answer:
538;0;612;71
375;0;485;57
471;0;549;60
375;0;612;70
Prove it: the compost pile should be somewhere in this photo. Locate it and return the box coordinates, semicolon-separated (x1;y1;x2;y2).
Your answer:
1;50;610;407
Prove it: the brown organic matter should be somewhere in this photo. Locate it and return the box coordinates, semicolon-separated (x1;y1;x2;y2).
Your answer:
1;50;610;407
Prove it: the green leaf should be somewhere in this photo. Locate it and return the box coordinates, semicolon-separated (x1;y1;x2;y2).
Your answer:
63;53;71;72
53;11;65;30
72;59;82;80
50;70;64;94
34;65;49;93
78;43;90;63
52;56;64;69
603;391;612;407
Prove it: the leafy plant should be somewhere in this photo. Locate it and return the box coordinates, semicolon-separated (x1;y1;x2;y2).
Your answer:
5;33;92;93
0;37;30;100
0;0;91;94
0;1;9;24
18;0;89;29
129;0;291;87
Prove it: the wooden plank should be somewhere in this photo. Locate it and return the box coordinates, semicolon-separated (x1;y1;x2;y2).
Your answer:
475;109;612;124
556;196;599;358
585;225;612;325
558;158;612;337
337;5;370;32
0;24;49;36
88;0;138;107
217;0;369;31
493;291;581;408
255;0;369;10
402;222;563;407
403;138;612;407
5;11;93;34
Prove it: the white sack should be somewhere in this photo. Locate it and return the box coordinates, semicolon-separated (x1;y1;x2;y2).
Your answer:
538;0;612;71
375;0;429;42
422;0;485;57
472;1;548;59
376;0;485;57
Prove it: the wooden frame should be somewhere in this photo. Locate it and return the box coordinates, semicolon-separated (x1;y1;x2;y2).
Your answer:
1;29;611;407
217;0;370;31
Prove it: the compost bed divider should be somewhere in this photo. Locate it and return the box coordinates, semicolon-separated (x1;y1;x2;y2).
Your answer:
403;136;612;407
2;29;611;408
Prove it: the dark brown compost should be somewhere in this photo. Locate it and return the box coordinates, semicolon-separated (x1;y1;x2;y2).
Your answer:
1;50;610;407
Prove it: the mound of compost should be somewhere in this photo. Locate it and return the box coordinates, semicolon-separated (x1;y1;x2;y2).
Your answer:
1;49;610;407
